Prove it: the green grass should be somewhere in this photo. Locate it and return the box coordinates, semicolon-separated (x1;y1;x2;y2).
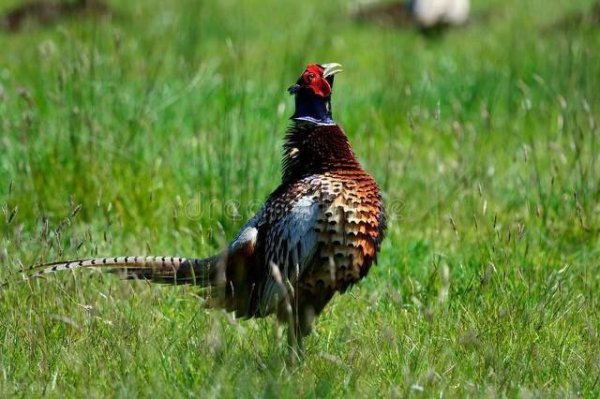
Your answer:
1;0;599;396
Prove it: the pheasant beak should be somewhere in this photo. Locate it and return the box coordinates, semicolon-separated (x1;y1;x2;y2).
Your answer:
321;63;343;78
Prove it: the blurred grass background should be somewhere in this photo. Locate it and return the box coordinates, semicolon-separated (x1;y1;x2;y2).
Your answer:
0;0;599;397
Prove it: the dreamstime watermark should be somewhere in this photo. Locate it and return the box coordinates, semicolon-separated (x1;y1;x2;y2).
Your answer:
173;195;264;222
171;194;406;225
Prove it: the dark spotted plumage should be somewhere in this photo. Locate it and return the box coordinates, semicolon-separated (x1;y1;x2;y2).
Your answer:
4;63;386;357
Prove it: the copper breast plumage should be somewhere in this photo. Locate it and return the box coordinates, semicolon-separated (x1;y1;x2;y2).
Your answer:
259;167;385;302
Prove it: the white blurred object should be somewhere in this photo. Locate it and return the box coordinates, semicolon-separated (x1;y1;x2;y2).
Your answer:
411;0;470;27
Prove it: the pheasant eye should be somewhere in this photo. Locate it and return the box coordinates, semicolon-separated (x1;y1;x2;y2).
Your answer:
306;73;315;82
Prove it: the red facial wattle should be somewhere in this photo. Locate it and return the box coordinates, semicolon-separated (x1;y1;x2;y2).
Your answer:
302;64;332;98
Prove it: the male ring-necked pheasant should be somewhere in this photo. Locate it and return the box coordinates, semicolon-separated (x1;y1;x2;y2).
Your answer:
8;63;386;356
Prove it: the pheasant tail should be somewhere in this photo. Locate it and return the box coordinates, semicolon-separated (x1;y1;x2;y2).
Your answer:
2;255;226;296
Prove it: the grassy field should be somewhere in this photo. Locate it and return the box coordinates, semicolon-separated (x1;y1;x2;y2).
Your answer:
1;0;599;397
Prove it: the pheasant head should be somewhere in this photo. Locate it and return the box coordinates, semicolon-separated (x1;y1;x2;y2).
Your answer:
288;63;343;125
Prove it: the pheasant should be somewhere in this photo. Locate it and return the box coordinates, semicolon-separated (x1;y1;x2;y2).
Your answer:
6;63;386;356
354;0;470;33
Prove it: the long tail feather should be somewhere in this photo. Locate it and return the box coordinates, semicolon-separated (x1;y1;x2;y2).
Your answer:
2;255;224;290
